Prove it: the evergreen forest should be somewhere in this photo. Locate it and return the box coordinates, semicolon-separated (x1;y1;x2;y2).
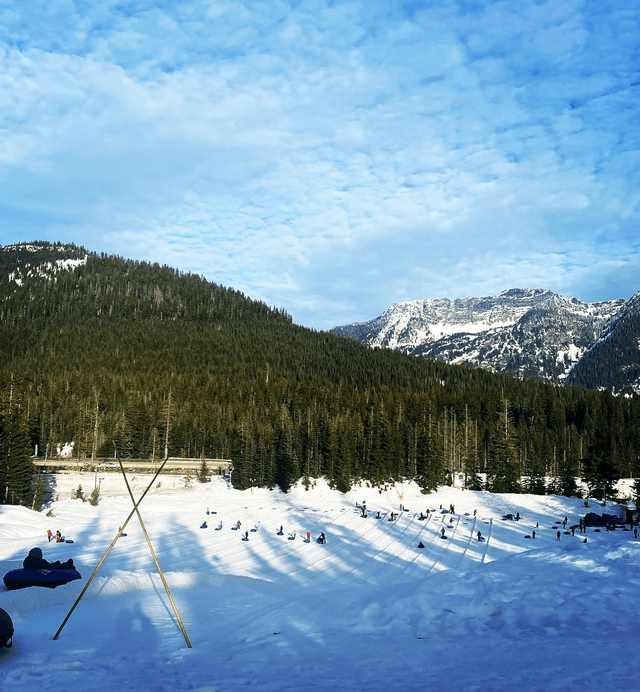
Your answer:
2;242;639;506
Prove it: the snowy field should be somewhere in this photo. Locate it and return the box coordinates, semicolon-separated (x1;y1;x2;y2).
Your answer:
2;472;640;691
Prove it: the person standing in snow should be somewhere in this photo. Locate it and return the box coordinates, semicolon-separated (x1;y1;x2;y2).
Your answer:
556;530;561;540
47;529;53;542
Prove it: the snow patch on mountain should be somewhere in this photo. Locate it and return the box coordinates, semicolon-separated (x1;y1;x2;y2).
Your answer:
8;256;87;285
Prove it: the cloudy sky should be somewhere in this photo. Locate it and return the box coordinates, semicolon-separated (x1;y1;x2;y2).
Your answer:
0;0;638;330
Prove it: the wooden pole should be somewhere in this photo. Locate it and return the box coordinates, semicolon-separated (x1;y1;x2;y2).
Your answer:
53;456;170;641
119;460;192;647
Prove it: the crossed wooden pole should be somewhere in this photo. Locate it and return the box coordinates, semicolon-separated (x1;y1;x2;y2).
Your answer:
53;458;192;647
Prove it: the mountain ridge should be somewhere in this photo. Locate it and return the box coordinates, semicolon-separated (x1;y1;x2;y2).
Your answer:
331;288;639;393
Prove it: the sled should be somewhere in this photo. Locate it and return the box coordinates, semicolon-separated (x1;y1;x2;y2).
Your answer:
65;540;74;544
3;568;82;591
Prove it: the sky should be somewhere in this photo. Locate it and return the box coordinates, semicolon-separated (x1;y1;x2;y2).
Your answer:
0;0;638;331
2;474;640;691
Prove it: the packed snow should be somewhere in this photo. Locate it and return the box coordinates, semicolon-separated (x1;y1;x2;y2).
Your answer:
2;472;640;691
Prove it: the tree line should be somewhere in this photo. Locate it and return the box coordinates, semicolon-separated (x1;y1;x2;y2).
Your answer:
1;242;639;506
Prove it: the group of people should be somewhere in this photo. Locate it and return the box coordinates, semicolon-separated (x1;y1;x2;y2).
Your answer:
203;514;326;544
46;529;64;543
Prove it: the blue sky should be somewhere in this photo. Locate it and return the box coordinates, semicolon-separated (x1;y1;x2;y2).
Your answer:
0;0;638;330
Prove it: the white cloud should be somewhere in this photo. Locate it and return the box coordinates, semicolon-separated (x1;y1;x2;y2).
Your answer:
0;0;638;330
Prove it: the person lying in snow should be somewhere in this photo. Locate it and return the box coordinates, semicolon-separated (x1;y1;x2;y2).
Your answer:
23;547;75;571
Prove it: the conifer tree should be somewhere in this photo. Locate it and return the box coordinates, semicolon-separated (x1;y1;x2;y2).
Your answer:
0;383;34;505
486;398;521;493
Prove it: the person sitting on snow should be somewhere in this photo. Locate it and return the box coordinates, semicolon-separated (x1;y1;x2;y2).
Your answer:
23;547;74;571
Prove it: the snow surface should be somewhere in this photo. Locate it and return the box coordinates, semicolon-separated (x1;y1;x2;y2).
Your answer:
2;474;640;691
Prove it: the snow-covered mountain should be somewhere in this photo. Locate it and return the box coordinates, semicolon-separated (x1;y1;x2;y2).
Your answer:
331;288;630;387
565;291;640;395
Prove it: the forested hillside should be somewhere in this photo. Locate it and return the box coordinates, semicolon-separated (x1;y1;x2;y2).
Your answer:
2;242;639;506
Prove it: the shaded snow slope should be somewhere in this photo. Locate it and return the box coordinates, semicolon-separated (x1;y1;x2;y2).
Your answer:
2;476;640;691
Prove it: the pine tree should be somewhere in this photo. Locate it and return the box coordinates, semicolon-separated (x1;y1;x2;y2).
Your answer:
0;383;35;505
487;398;521;493
196;459;211;483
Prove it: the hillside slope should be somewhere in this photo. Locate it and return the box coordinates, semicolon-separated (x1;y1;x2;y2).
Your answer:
2;242;640;500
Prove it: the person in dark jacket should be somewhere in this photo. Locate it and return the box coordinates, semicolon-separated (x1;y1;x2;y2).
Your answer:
23;547;74;571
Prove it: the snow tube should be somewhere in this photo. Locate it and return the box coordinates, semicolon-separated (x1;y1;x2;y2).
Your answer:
65;539;74;544
276;531;284;535
0;607;13;649
3;568;82;591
